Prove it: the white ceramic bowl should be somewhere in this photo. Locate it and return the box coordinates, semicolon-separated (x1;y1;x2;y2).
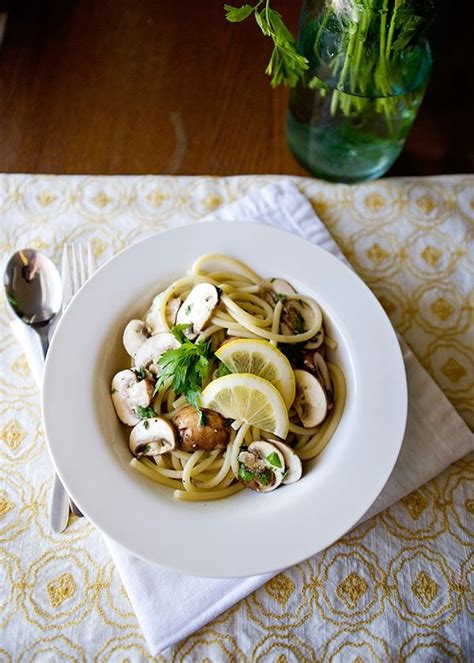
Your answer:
42;221;407;577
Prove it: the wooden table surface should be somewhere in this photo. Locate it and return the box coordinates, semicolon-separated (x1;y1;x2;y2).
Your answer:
0;0;472;177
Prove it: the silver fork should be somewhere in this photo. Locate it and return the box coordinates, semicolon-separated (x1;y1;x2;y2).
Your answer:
49;242;96;531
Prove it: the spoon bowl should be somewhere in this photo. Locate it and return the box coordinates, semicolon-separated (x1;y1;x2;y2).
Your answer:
3;249;63;327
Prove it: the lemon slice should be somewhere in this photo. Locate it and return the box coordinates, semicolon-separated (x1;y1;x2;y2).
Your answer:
201;373;289;438
215;339;295;407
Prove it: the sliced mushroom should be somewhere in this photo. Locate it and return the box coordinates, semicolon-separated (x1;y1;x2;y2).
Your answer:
128;378;154;408
172;405;230;451
304;329;324;350
129;417;176;458
293;369;328;427
313;352;333;402
269;439;302;485
134;332;180;375
111;369;153;426
238;440;285;492
176;283;219;337
260;278;296;306
123;319;149;357
146;292;181;334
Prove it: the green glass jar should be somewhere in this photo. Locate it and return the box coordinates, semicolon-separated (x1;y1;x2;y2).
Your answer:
287;0;435;183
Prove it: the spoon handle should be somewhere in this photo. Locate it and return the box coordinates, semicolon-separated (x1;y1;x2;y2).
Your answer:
35;325;50;357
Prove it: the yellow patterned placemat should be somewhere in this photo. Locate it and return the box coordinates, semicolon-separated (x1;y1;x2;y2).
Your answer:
0;174;472;661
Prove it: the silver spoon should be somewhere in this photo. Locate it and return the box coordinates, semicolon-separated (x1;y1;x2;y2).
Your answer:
3;249;63;354
3;249;77;530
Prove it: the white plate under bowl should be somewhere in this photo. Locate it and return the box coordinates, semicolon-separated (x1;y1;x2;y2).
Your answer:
42;221;407;578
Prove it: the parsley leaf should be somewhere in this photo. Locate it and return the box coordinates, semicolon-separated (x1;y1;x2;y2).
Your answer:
217;362;232;377
224;3;254;22
239;463;255;482
136;443;151;458
266;451;282;468
295;310;306;333
257;469;272;486
275;293;288;303
224;2;308;87
136;405;156;420
171;323;192;344
133;366;148;380
155;325;214;413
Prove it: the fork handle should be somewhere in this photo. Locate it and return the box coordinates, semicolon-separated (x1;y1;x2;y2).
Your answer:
49;473;70;533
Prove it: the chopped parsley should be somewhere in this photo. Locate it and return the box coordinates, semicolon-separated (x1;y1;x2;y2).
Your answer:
199;409;208;427
295;310;306;334
239;463;255;482
155;325;213;412
238;462;273;486
266;451;282;468
276;293;288;303
136;405;156;420
184;303;193;315
257;469;273;486
217;362;232;377
282;468;289;480
136;443;151;458
133;366;148;380
143;420;150;429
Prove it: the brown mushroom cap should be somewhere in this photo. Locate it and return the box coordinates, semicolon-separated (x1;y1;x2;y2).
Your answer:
172;405;230;452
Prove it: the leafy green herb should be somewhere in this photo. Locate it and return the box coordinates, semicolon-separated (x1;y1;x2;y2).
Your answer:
185;303;193;315
199;410;208;427
155;325;214;413
257;469;272;486
136;405;156;420
295;310;306;334
276;293;288;303
239;463;255;483
224;3;254;22
266;451;282;468
143;420;150;430
224;2;308;87
133;366;148;380
217;362;232;377
282;467;289;480
136;443;151;458
171;323;192;344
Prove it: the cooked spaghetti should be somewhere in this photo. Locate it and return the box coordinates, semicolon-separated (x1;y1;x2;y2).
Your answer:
110;254;346;501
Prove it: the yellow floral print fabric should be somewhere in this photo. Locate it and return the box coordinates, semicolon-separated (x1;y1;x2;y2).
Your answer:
0;174;472;661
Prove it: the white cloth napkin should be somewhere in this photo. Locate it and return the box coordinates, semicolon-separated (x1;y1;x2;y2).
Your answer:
11;181;473;655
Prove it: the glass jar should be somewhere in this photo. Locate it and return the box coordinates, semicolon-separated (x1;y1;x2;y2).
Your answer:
287;0;435;183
